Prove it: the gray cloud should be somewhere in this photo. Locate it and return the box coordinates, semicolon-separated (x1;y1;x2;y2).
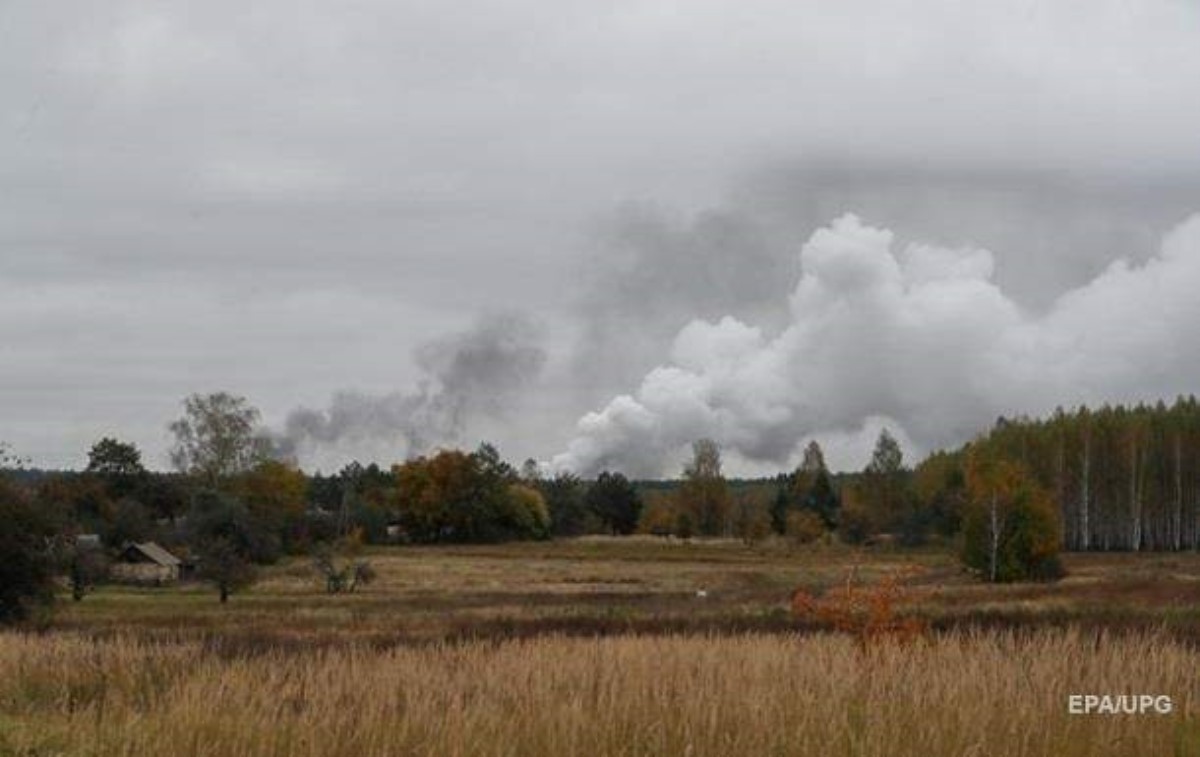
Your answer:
568;204;794;406
4;0;1200;471
555;213;1200;477
731;161;1200;310
567;164;1200;440
276;312;545;466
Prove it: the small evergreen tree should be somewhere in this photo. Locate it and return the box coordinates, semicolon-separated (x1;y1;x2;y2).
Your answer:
805;467;840;528
860;429;908;534
769;474;792;535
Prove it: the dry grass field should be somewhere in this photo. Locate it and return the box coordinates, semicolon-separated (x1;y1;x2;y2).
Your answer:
2;631;1197;757
45;538;1200;646
4;539;1200;756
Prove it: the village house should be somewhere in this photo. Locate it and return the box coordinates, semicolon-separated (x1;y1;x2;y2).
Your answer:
110;542;183;585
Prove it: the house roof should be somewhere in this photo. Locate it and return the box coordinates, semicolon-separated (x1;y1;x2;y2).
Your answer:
122;541;182;567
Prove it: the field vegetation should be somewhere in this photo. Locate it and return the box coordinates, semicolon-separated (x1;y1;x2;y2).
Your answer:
2;626;1197;757
4;535;1200;756
38;540;1200;647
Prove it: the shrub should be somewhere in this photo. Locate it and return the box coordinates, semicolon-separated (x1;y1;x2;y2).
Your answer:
791;567;927;649
785;510;826;546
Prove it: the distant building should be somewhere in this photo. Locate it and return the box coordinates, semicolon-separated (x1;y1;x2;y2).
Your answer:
110;542;182;585
74;533;102;549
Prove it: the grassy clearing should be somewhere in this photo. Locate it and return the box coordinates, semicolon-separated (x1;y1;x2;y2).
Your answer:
50;539;1200;646
1;630;1196;757
9;540;1199;756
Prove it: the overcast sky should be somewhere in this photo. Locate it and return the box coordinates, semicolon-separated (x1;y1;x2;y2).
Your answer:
4;1;1200;475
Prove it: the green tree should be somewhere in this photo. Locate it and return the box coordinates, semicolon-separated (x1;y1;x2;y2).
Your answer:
867;429;904;474
520;458;542;483
733;490;772;545
86;437;146;498
467;443;530;541
34;474;113;534
196;537;258;604
836;485;873;545
912;450;967;538
393;452;466;542
961;450;1063;582
328;462;396;543
793;441;825;496
234;460;308;524
860;429;908;535
188;489;280;567
87;437;145;475
392;445;545;543
102;498;156;549
0;475;58;624
135;474;190;524
773;442;840;534
678;438;731;536
168;392;271;485
539;472;595;536
806;470;840;528
795;442;839;528
769;474;791;535
504;483;551;540
586;471;642;535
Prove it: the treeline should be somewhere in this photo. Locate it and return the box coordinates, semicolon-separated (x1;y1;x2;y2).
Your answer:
6;391;1199;623
954;397;1200;552
708;398;1200;556
0;393;660;620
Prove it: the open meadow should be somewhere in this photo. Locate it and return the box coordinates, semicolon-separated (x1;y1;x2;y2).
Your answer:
43;538;1200;646
3;540;1200;756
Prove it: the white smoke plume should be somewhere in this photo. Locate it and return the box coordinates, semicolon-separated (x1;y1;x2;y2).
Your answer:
553;213;1200;477
278;312;545;461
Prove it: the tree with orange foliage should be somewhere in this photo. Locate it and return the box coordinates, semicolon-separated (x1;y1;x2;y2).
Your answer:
392;444;548;542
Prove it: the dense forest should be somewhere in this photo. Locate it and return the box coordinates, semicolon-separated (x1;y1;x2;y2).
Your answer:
961;397;1200;552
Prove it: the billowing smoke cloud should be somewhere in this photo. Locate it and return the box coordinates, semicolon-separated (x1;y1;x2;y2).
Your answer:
568;165;1200;428
571;204;794;402
278;312;545;461
553;212;1200;477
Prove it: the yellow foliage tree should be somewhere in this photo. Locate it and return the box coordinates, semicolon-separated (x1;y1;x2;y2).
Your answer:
961;447;1063;582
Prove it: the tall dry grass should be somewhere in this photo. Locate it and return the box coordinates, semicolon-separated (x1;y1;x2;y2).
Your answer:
1;630;1196;756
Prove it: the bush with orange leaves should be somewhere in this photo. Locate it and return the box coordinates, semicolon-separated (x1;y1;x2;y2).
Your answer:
791;566;928;649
